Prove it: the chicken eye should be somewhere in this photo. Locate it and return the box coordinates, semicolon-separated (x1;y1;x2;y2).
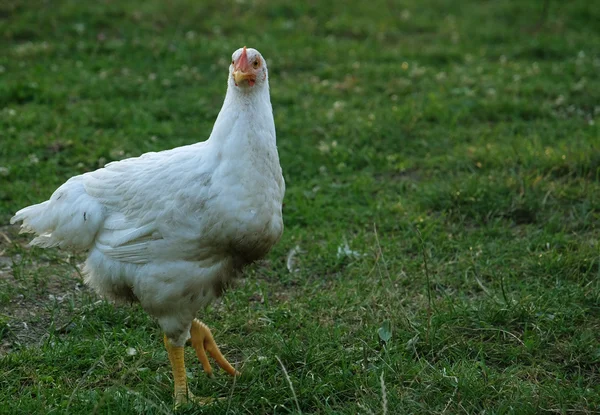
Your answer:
231;60;234;65
253;59;260;68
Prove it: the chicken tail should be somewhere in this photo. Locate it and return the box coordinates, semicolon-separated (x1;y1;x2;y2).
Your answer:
10;177;105;250
11;201;57;246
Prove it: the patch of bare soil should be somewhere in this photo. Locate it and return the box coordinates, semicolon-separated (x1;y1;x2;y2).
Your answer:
0;225;97;356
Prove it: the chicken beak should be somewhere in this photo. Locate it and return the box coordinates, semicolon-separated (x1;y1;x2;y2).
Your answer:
233;46;254;86
233;70;251;84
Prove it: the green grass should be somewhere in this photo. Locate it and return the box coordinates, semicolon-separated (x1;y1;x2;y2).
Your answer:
1;0;599;413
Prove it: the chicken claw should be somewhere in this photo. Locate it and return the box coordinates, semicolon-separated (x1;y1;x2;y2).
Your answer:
190;319;240;377
164;334;223;407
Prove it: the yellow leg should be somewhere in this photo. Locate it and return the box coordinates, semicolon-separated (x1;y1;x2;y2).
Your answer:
190;319;240;377
164;324;237;407
163;335;189;407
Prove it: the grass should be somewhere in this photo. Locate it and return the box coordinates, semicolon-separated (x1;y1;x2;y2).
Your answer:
0;0;599;413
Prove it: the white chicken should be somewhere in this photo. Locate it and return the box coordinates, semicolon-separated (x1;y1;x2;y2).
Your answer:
11;47;285;405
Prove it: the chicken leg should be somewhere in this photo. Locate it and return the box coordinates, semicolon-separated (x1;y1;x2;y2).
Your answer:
163;320;239;407
189;319;240;378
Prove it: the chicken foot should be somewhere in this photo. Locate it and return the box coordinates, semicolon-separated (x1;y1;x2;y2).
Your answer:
163;320;239;407
189;319;240;378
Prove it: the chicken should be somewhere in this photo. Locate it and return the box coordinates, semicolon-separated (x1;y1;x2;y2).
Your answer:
10;47;285;405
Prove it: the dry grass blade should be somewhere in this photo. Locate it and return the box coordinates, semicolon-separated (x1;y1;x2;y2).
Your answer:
276;356;302;414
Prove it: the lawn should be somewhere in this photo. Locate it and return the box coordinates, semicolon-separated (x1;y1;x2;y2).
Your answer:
0;0;599;413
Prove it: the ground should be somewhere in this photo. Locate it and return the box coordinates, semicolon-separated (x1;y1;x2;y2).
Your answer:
0;0;599;414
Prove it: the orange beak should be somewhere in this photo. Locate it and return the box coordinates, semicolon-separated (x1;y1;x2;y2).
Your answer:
233;46;255;86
